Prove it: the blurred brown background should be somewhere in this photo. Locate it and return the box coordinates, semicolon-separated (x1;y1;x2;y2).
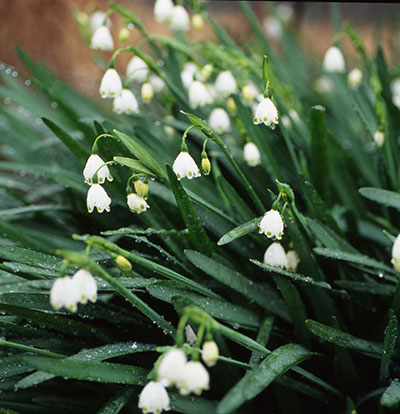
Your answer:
0;1;399;97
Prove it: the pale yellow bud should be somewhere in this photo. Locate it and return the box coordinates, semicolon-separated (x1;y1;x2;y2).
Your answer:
192;13;204;31
226;97;237;115
115;255;132;273
119;27;130;43
201;157;211;175
134;180;149;199
202;341;219;367
141;82;154;103
200;64;213;81
242;85;254;103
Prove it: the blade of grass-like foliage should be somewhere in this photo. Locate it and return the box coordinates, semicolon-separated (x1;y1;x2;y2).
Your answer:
217;216;261;246
381;379;400;408
97;387;135;414
359;187;400;209
310;106;329;199
217;343;313;414
185;250;290;321
112;156;157;177
16;342;155;390
113;129;166;179
334;280;395;296
379;311;398;383
23;356;148;385
166;165;214;256
42;118;90;162
306;319;382;357
170;393;218;414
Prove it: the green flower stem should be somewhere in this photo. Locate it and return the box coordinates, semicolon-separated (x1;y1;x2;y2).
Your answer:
56;249;176;337
92;133;118;153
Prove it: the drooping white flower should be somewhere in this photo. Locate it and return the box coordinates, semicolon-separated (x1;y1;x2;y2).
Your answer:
87;184;111;213
91;26;114;51
348;68;363;88
126;56;149;83
157;349;187;386
259;209;284;240
83;154;113;185
243;142;261;167
127;193;149;214
373;131;385;148
208;108;231;134
263;16;282;40
150;75;165;93
90;11;111;32
73;269;97;304
202;341;219;367
113;89;139;115
314;76;333;94
242;82;261;103
214;71;237;98
178;361;210;396
50;277;80;312
263;242;288;269
323;46;345;73
99;68;122;99
173;152;201;180
188;81;212;108
154;0;174;23
169;6;190;31
192;13;204;31
181;70;195;90
253;97;279;129
276;4;294;23
392;235;400;272
138;381;170;414
287;250;300;272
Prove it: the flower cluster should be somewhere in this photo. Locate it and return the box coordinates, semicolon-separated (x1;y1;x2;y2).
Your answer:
139;341;219;414
50;270;97;312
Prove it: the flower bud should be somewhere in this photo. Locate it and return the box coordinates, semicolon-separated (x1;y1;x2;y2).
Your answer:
392;234;400;273
134;179;149;199
348;68;362;89
201;157;211;176
75;12;89;27
287;250;300;272
323;46;345;73
200;64;213;81
192;13;204;31
119;27;130;43
226;97;237;115
115;255;132;273
202;341;219;367
141;82;154;103
373;130;385;148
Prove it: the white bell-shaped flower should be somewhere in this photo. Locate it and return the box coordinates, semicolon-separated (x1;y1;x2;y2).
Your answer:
253;97;279;129
263;16;282;40
177;361;210;396
154;0;174;23
323;46;345;73
87;184;111;213
181;70;195;89
208;108;231;133
373;131;385;148
314;76;333;94
138;381;170;414
287;250;300;272
100;68;122;99
127;193;149;214
157;349;187;386
169;6;190;31
83;154;113;185
202;341;219;367
392;234;400;273
113;89;139;115
150;75;165;93
173;151;201;180
243;142;261;167
188;81;212;108
214;71;237;98
126;56;149;83
73;269;97;304
263;242;288;269
91;26;114;51
50;277;80;312
259;209;284;239
348;68;363;88
90;11;111;32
